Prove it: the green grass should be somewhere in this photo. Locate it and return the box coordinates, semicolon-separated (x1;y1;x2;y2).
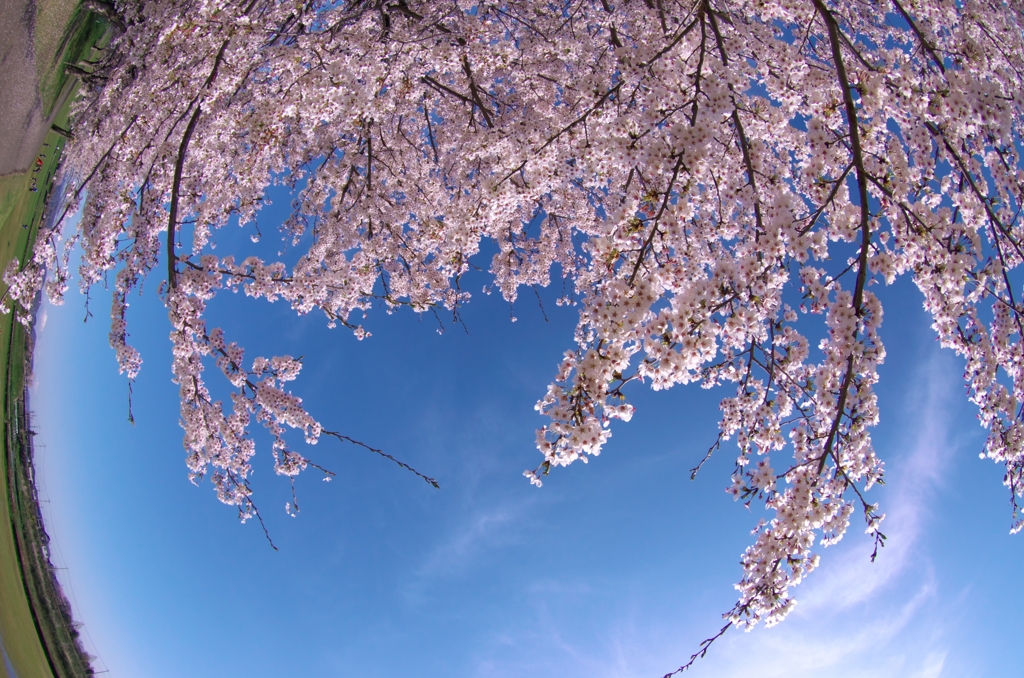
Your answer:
0;97;75;678
34;0;80;104
36;2;107;118
5;298;96;678
0;6;110;676
2;0;106;225
0;175;31;236
0;297;51;678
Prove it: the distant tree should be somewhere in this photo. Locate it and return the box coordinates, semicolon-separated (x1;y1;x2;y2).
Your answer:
8;0;1024;656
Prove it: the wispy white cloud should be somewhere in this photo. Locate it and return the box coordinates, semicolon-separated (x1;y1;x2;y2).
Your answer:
469;347;966;678
416;507;520;580
694;347;962;678
911;652;948;678
798;349;956;614
397;498;538;618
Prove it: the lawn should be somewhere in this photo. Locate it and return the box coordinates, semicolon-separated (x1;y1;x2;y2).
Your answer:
0;105;76;678
0;3;109;677
35;3;108;120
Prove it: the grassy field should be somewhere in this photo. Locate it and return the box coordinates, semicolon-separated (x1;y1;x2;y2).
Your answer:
0;3;108;677
0;137;67;678
0;106;87;678
35;3;107;120
4;264;98;678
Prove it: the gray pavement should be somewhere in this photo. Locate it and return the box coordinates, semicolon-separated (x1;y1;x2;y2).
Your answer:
0;0;60;177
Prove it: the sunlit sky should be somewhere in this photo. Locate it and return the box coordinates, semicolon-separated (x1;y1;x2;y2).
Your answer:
29;190;1024;677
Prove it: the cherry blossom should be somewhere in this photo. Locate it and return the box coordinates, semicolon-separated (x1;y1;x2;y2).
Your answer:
6;0;1023;653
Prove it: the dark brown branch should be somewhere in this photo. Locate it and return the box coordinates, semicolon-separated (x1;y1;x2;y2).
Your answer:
322;430;440;488
925;125;1024;341
642;5;705;68
890;0;946;74
627;154;685;286
247;496;279;551
731;107;764;235
203;39;230;89
167;105;202;289
461;56;495;127
74;116;138;201
817;354;855;473
535;82;623;153
705;7;763;237
167;39;230;288
599;0;623;48
423;101;439;162
422;74;476;107
690;432;723;479
810;0;874;474
799;162;854;235
662;621;733;676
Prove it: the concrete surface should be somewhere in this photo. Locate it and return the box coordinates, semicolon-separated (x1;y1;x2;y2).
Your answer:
0;0;67;177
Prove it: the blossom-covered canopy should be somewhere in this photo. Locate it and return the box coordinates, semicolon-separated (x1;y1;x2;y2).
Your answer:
8;0;1023;640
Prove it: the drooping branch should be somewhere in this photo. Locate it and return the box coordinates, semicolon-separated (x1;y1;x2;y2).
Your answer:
627;154;684;286
167;104;202;289
661;621;732;677
322;430;440;488
812;0;874;472
167;39;230;288
21;2;1024;661
890;0;946;74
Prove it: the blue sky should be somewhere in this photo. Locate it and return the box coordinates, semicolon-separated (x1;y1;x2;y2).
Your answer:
28;200;1024;677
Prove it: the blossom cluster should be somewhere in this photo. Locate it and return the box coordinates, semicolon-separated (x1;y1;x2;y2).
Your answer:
8;0;1023;632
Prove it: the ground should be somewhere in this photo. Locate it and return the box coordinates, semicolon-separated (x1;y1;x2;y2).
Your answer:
0;2;106;676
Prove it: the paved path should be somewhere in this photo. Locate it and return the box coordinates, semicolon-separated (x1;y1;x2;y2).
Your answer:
0;0;60;178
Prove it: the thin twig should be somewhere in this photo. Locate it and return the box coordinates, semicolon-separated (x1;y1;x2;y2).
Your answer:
662;621;733;676
321;430;440;488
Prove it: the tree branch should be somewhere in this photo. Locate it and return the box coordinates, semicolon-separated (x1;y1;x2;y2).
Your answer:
321;430;440;488
811;0;874;474
167;104;202;289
